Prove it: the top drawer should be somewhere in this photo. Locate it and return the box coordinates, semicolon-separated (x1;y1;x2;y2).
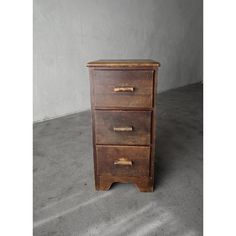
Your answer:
91;70;154;108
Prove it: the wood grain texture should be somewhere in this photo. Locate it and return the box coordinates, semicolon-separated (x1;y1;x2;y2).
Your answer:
96;145;150;177
93;70;153;108
88;59;159;192
95;110;151;145
87;59;160;68
97;176;154;192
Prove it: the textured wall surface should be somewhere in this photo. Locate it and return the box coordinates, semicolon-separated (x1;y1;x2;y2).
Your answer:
34;0;203;122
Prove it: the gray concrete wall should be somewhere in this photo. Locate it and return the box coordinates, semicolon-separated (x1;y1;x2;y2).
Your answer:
34;0;203;122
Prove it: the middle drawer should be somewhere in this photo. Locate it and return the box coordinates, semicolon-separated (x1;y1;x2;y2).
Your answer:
94;110;152;145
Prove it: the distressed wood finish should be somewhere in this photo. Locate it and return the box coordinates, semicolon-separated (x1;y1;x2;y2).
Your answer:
96;145;150;177
95;110;151;145
87;59;160;68
93;70;153;108
87;59;160;192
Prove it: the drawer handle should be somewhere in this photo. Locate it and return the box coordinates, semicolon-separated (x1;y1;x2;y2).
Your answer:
113;126;133;132
114;158;133;166
113;87;134;92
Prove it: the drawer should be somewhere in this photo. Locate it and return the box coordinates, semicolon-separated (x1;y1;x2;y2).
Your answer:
95;110;152;145
92;70;153;108
96;145;150;177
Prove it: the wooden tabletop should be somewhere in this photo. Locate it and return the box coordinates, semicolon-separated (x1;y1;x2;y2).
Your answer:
87;59;160;68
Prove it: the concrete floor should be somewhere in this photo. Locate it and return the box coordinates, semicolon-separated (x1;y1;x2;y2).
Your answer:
33;83;203;236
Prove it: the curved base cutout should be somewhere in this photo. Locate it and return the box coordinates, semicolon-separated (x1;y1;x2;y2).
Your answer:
96;176;154;192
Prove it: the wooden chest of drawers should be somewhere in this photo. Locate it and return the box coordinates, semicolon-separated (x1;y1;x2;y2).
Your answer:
87;60;160;192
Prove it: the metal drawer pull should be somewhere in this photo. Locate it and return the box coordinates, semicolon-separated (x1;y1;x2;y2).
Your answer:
113;126;133;132
113;87;134;92
114;158;132;166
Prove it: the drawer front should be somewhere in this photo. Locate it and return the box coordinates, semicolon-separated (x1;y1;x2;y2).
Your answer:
95;110;151;145
96;145;150;177
93;70;153;108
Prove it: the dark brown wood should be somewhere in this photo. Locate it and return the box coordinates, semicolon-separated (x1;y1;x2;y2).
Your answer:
95;110;151;145
97;176;154;192
150;69;158;186
96;145;150;176
87;59;159;192
87;59;160;68
93;70;153;108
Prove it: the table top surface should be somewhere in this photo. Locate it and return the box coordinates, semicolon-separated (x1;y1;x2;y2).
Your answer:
87;59;160;68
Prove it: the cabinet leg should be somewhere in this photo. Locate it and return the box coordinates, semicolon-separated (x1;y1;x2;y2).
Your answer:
95;178;113;191
95;176;154;192
135;183;154;192
135;179;154;192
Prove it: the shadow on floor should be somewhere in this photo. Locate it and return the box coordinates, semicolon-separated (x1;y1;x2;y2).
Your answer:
33;83;203;236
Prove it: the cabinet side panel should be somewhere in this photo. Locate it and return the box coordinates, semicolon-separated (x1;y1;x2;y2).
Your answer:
89;68;99;189
150;69;158;187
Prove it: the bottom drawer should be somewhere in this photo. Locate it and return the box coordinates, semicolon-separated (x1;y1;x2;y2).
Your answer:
96;145;150;177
